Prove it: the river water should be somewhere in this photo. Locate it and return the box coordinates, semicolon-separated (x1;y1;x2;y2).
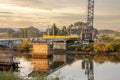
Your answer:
0;50;120;80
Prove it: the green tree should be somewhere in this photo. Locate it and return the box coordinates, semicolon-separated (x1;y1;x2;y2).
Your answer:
74;22;87;27
60;26;67;35
50;23;59;35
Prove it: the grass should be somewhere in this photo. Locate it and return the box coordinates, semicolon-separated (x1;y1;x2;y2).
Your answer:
0;71;23;80
0;71;60;80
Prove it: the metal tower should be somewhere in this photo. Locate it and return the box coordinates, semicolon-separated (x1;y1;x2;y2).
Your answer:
81;0;95;41
87;0;94;28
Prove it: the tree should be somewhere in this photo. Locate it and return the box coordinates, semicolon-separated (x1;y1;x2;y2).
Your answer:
61;26;67;35
7;28;15;38
73;22;87;35
68;24;73;35
74;22;87;27
50;23;59;35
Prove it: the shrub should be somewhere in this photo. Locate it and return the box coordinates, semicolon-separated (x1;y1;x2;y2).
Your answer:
94;42;107;54
17;40;31;52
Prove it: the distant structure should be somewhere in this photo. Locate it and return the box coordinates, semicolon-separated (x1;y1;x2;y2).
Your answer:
81;0;95;41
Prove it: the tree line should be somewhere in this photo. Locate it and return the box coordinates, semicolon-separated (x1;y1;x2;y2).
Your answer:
7;26;43;38
46;22;98;36
0;21;98;38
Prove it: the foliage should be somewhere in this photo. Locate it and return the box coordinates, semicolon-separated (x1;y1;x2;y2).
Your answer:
94;36;120;54
81;43;94;51
105;42;115;52
49;23;59;35
5;26;43;38
99;36;114;42
0;71;23;80
0;71;60;80
2;21;98;38
31;72;47;80
47;22;89;36
68;43;94;51
94;42;107;54
17;40;31;52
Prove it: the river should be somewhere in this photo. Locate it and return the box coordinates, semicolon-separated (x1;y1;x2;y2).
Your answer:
0;50;120;80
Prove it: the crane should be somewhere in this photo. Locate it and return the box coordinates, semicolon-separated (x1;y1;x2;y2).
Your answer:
87;0;94;28
81;0;95;41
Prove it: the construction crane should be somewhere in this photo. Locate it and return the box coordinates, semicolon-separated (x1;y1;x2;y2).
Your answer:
81;0;95;41
87;0;94;28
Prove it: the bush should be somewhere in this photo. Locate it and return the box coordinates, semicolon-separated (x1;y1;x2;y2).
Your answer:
94;42;107;54
68;43;94;51
94;38;120;54
17;40;31;52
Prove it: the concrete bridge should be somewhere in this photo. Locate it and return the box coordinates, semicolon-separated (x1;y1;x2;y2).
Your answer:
0;39;23;48
0;36;78;49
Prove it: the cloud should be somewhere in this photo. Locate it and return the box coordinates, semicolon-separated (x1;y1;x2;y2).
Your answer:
0;0;86;10
0;0;120;30
0;11;13;14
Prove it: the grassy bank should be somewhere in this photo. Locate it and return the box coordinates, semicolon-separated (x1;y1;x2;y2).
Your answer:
94;36;120;54
67;36;120;54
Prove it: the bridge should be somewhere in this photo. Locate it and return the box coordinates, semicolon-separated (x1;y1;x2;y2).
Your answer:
0;34;79;49
0;39;23;48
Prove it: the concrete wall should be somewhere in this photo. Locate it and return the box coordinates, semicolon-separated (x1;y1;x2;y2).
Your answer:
53;42;66;50
31;43;49;58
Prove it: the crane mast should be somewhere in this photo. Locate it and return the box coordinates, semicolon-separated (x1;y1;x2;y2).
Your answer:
87;0;94;28
81;0;95;41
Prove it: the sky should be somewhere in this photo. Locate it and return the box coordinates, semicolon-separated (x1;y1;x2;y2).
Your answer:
0;0;120;30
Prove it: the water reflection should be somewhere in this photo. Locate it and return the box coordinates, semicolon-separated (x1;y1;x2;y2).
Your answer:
32;59;49;72
1;50;120;80
82;59;94;80
47;54;120;80
15;53;120;80
17;57;32;78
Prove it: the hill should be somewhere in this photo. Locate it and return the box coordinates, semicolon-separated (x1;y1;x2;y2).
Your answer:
116;30;120;32
98;29;116;34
